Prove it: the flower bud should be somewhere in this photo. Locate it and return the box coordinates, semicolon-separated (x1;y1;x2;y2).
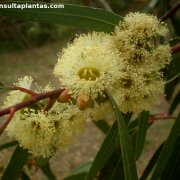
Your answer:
77;96;89;110
57;90;72;103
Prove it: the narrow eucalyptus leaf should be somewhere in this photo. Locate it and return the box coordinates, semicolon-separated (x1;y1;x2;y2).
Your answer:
2;146;29;180
141;0;159;13
0;141;18;151
161;136;180;179
69;161;92;176
64;162;92;180
169;91;180;115
0;3;123;33
157;0;168;18
64;173;86;180
37;158;56;180
170;12;180;36
106;91;138;180
40;162;56;180
21;171;31;180
135;111;149;160
151;113;180;179
86;121;118;180
93;120;110;134
140;142;164;180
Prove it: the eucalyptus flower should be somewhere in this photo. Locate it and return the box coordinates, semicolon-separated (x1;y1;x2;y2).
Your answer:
54;32;122;101
113;12;171;71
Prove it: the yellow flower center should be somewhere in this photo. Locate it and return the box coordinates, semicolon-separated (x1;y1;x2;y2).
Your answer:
78;67;100;81
120;76;132;88
31;121;41;131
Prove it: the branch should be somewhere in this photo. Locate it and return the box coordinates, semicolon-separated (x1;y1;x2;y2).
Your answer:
11;86;37;96
0;88;64;135
148;113;176;124
0;108;16;135
171;44;180;54
0;88;64;117
160;1;180;21
44;98;57;112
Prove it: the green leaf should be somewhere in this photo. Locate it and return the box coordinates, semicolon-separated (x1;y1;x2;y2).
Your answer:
140;142;164;180
86;121;118;180
165;81;175;101
96;113;133;180
165;53;180;79
170;9;180;36
98;148;124;180
64;173;86;180
151;113;180;179
161;136;180;179
128;118;139;132
64;161;92;180
165;72;180;84
106;91;138;180
69;161;92;175
0;141;18;151
0;2;123;33
157;0;168;18
169;91;180;115
135;111;149;160
37;158;56;180
141;0;159;13
93;120;110;134
164;52;180;101
2;146;29;180
107;158;122;180
21;170;31;180
0;82;8;93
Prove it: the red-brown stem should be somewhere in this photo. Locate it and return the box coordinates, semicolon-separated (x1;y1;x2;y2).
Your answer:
0;88;64;117
0;108;16;135
171;44;180;54
160;2;180;21
148;114;176;124
44;98;57;112
11;86;37;96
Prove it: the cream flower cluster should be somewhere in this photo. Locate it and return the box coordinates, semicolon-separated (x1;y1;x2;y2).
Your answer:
2;13;172;157
54;13;171;114
113;12;171;71
13;105;84;157
112;12;171;112
3;77;85;157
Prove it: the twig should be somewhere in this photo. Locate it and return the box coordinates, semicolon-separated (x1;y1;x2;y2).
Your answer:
0;108;16;135
0;87;64;135
171;44;180;54
148;113;176;124
0;88;64;117
44;98;57;112
11;86;37;96
160;1;180;21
